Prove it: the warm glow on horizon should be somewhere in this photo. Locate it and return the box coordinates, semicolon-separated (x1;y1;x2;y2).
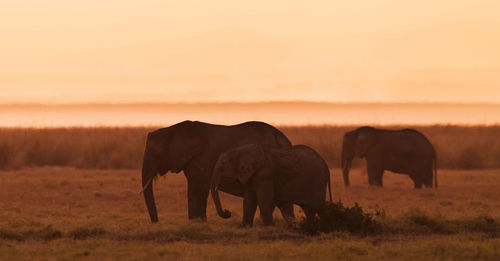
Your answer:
1;0;500;104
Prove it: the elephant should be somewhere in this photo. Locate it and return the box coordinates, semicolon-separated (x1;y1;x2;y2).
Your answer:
341;126;437;188
141;120;295;223
210;144;332;226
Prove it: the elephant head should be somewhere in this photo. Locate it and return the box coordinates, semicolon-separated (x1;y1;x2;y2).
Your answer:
341;127;377;186
142;121;205;223
210;144;268;219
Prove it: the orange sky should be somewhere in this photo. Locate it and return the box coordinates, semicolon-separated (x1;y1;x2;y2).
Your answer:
1;0;499;103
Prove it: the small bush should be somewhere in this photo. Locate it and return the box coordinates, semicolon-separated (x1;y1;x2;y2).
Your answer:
298;201;379;236
0;229;23;241
464;215;499;235
0;225;63;241
402;208;451;234
31;225;63;240
382;209;500;235
69;227;106;240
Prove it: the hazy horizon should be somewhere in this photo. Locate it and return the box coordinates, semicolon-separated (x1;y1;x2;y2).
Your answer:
1;101;499;106
2;102;499;127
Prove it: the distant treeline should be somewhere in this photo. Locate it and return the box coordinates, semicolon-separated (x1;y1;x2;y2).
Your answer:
0;125;498;170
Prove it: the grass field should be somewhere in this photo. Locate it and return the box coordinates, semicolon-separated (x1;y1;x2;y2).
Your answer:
1;167;499;260
0;125;499;170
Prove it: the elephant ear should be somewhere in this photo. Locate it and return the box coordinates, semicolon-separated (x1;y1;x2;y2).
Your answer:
355;128;377;157
166;122;205;172
236;146;267;185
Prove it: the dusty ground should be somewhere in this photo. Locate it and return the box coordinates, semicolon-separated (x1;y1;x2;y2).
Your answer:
1;168;499;260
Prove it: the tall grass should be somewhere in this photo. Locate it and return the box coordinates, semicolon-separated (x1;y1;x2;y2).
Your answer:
0;125;498;170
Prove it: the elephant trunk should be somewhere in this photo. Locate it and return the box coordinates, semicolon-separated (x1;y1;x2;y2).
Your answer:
341;155;352;187
210;168;231;219
142;154;159;223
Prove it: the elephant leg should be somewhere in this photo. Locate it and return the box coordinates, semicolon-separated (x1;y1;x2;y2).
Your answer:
413;179;423;189
411;173;424;189
368;175;375;185
187;180;209;220
242;191;258;227
256;181;275;226
410;161;427;189
302;206;316;222
374;171;384;186
366;158;384;187
277;202;295;225
199;187;209;220
423;161;434;188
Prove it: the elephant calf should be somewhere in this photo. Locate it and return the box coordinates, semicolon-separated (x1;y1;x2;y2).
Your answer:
211;144;332;226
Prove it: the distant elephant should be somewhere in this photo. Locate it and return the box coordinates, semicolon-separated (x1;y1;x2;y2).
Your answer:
341;126;437;188
211;144;332;226
141;121;295;223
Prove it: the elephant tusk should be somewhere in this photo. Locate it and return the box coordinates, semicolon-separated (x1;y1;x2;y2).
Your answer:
140;178;153;194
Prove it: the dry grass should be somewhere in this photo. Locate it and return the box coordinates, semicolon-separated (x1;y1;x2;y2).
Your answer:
0;167;499;260
0;125;499;170
0;125;499;259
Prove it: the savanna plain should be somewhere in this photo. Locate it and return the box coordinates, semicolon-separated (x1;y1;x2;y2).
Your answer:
1;126;499;260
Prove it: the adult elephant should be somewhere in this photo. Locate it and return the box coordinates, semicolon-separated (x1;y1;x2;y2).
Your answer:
141;120;294;223
341;127;437;188
211;144;332;226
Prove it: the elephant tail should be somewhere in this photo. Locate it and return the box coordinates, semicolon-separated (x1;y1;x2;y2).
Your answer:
433;158;438;188
327;170;333;202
